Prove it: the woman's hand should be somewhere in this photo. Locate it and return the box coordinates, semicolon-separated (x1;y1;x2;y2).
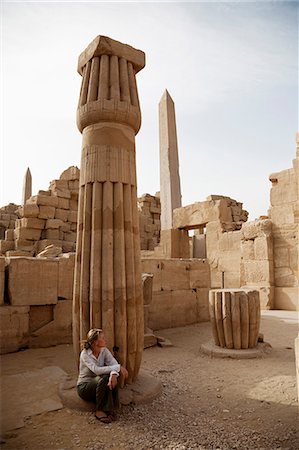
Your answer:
108;373;118;390
120;366;128;379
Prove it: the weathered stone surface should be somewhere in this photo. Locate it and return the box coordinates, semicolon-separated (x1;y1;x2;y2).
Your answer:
0;305;30;353
17;218;45;230
161;259;190;291
30;194;59;208
37;245;63;258
19;203;39;218
14;227;42;241
0;366;66;431
29;300;72;347
0;257;5;305
38;205;56;219
7;257;58;306
58;253;75;299
241;219;272;240
60;166;80;181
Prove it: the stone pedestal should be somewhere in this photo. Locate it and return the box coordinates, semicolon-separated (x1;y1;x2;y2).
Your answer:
73;36;145;383
209;289;261;349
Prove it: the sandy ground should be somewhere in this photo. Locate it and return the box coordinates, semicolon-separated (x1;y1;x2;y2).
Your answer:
0;311;298;450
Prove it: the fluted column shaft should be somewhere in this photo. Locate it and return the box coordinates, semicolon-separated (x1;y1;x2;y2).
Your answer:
73;36;145;383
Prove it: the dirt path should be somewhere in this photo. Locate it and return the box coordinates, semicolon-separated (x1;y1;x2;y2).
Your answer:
1;311;298;449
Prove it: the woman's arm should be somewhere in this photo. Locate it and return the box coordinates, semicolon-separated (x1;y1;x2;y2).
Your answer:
81;350;120;376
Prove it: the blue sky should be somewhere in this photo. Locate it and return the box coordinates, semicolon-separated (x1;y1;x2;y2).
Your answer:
1;1;298;220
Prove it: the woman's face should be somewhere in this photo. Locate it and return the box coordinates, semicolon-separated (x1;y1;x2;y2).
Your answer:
93;333;107;349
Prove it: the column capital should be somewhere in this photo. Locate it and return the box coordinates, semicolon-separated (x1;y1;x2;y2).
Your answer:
78;35;145;75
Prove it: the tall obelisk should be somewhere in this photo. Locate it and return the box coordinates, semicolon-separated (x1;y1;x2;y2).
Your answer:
73;36;145;383
22;167;32;205
159;90;182;230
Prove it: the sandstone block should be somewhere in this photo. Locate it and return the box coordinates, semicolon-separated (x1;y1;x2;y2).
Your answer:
49;179;68;191
189;260;210;288
241;240;254;260
31;194;59;208
0;306;30;354
37;245;62;258
57;198;70;210
241;260;273;285
58;253;75;299
6;250;34;257
161;259;190;291
44;229;60;240
38;206;56;219
62;241;76;253
254;236;273;260
222;271;240;288
5;229;15;240
274;246;290;268
20;203;39;218
55;209;69;222
7;257;58;306
196;288;210;322
241;219;272;240
37;240;63;254
274;287;298;310
0;240;14;253
15;238;37;252
60;166;80;181
274;267;297;287
53;189;71;199
218;252;240;272
148;290;198;330
63;231;77;242
29;300;72;347
68;210;78;223
18;218;45;230
289;246;298;272
69;199;78;210
0;257;5;305
68;179;79;190
269;205;295;225
14;228;41;241
46;219;65;229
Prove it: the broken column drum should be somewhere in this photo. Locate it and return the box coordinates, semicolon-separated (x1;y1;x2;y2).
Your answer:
73;36;145;383
209;289;261;349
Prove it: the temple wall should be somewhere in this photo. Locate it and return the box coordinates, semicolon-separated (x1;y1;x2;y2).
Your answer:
268;142;299;310
0;255;210;353
141;258;210;330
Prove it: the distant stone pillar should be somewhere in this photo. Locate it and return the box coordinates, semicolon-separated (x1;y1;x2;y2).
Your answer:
22;167;32;205
73;36;145;383
159;90;182;230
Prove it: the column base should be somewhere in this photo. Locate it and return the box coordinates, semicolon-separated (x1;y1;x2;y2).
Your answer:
58;369;162;411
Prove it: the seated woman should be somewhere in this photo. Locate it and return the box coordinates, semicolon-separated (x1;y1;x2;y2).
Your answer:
77;328;128;423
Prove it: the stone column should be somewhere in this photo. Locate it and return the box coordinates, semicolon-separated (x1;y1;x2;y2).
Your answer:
159;90;182;230
22;167;32;205
73;36;145;383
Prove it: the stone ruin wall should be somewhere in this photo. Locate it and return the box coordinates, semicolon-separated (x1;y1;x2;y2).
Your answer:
138;193;161;250
0;169;161;257
1;134;298;355
0;166;79;257
267;135;299;310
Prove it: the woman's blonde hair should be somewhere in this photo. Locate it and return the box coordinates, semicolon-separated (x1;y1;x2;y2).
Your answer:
81;328;103;350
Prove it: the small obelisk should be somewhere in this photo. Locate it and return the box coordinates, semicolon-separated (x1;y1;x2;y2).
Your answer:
22;167;32;205
159;90;182;230
73;36;145;383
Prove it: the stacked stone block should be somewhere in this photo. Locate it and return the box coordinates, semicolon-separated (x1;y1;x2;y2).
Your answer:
141;258;210;330
0;167;79;257
240;219;274;309
268;134;299;310
0;204;20;252
0;254;75;353
138;193;161;250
